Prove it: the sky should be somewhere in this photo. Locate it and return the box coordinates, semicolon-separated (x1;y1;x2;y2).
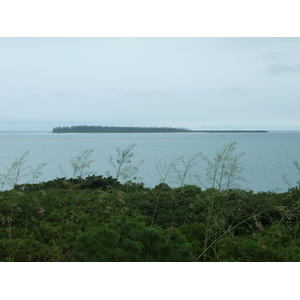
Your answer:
1;37;300;131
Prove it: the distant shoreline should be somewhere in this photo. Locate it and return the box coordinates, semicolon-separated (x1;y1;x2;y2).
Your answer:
190;130;268;133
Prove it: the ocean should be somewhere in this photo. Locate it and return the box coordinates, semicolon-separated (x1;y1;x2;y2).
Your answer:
0;130;299;192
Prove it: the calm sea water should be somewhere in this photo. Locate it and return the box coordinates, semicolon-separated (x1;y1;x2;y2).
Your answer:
0;130;299;192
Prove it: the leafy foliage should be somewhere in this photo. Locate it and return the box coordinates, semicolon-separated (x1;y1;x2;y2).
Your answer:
1;174;300;261
0;142;299;261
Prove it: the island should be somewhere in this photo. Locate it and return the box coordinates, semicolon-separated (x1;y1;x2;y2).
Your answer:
52;126;268;134
52;125;191;133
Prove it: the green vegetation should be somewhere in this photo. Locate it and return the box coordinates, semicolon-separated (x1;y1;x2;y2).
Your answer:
0;178;299;261
52;125;268;134
0;142;299;261
52;125;191;133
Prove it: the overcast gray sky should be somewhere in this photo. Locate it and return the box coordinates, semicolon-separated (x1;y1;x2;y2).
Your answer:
1;37;300;131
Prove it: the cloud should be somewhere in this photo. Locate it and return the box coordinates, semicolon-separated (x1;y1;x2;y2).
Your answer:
47;90;70;97
262;52;289;62
104;88;175;98
105;87;126;94
203;122;222;126
26;90;88;100
220;87;245;95
47;90;86;98
266;63;300;76
123;90;175;97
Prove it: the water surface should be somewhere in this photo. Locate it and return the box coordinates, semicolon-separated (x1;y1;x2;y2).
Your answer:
0;130;299;192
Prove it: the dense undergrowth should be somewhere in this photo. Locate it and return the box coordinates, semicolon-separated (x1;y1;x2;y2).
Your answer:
1;176;300;262
1;142;299;261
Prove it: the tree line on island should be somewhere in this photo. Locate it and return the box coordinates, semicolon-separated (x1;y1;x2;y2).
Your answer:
52;125;192;133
